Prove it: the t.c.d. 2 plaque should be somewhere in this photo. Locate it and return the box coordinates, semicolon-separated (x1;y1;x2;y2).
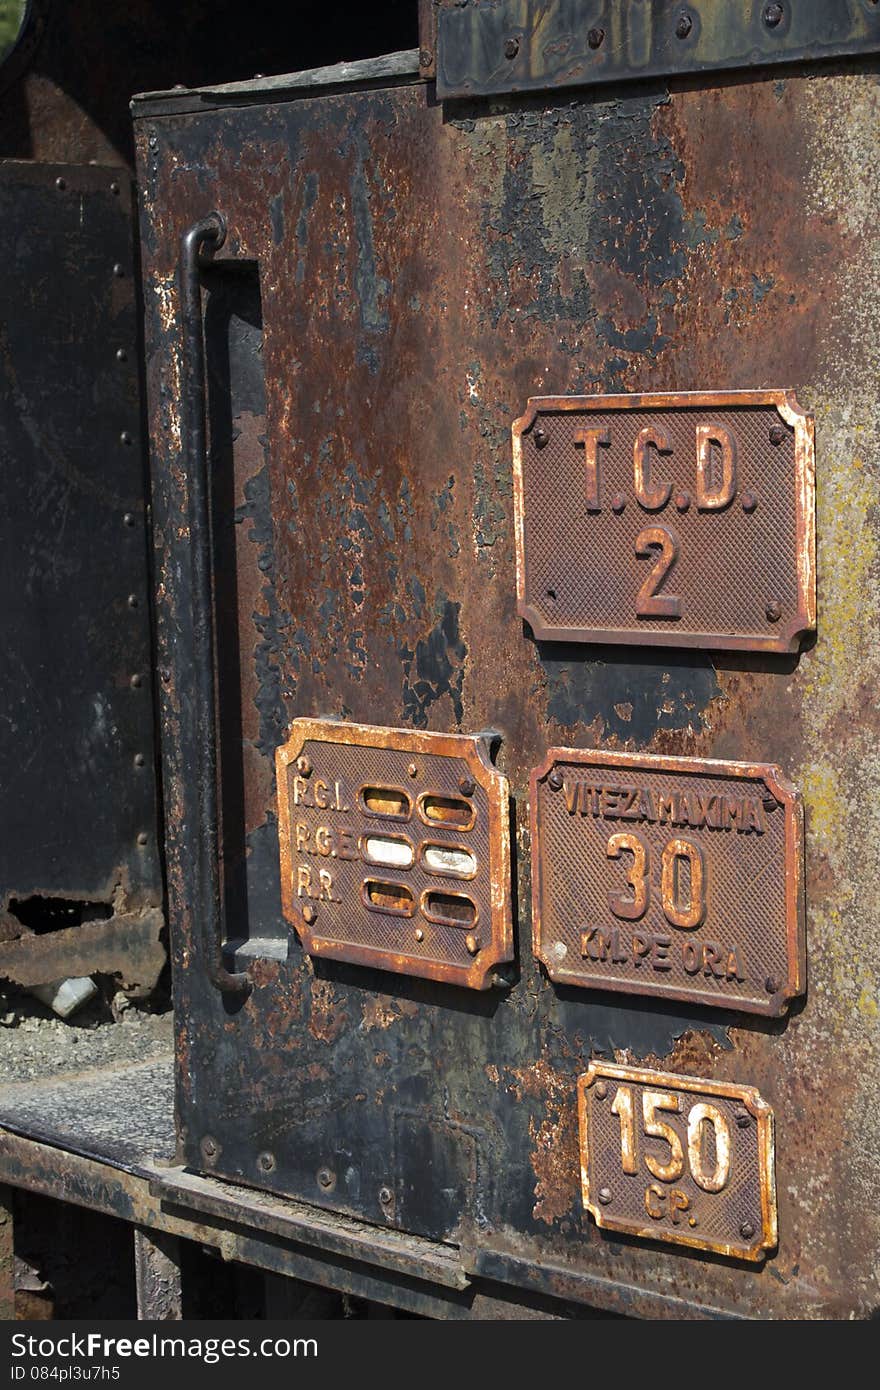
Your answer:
531;748;804;1016
512;390;815;652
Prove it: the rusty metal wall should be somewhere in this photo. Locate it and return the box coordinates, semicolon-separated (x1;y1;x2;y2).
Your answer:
135;55;880;1318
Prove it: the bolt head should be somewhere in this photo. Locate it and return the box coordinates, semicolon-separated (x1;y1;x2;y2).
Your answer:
598;1187;613;1205
763;3;784;27
120;430;133;446
302;904;317;925
741;490;758;513
765;600;782;623
740;1220;756;1239
736;1110;752;1128
594;1082;607;1100
407;761;418;777
414;927;424;942
611;493;626;513
675;13;693;39
534;426;549;448
419;48;433;68
675;491;691;511
765;975;781;994
459;775;476;796
769;423;787;445
296;754;311;776
201;1137;217;1159
379;1186;393;1205
587;27;604;49
465;934;480;956
258;1151;276;1172
116;348;128;362
55;176;66;190
548;768;564;791
504;36;520;59
123;511;136;527
113;262;125;277
317;1167;334;1188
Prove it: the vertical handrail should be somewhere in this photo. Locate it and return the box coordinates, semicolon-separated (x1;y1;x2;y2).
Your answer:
180;212;250;996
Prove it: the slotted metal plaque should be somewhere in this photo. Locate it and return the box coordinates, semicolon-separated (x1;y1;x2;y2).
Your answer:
531;749;804;1016
578;1062;777;1262
512;390;815;652
276;719;512;988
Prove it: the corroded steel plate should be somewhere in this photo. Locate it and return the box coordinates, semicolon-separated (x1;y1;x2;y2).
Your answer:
531;749;804;1016
512;390;815;652
578;1063;777;1262
276;720;512;989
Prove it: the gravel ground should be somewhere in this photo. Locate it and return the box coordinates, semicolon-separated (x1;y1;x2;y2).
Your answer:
0;988;173;1084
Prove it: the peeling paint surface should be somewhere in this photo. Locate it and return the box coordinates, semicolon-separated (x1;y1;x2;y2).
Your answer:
137;62;880;1318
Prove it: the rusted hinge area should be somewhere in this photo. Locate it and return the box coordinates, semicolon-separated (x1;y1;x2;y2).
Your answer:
435;1;880;100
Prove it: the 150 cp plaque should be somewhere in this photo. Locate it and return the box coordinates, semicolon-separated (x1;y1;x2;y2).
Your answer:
531;749;804;1016
578;1062;777;1262
512;390;815;652
276;719;513;989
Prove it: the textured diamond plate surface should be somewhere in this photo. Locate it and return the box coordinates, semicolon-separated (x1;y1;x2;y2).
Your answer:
512;391;815;652
578;1063;777;1262
276;720;513;989
531;748;805;1015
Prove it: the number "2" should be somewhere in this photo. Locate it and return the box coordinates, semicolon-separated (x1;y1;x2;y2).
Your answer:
635;525;681;619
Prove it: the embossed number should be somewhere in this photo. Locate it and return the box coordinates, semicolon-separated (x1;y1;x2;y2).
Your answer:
635;526;681;619
611;1086;732;1194
608;835;707;930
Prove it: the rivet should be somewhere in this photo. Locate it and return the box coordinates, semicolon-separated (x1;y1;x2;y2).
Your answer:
765;975;781;994
594;1082;607;1100
127;593;139;608
419;48;433;67
742;490;758;513
675;13;693;39
258;1151;276;1173
675;491;691;511
740;1220;756;1239
317;1167;334;1189
459;775;475;796
763;3;784;28
534;426;549;448
611;493;626;513
587;27;605;49
116;347;128;362
414;928;424;942
598;1187;613;1205
113;262;125;278
130;673;142;689
407;762;418;777
137;832;148;847
379;1186;393;1205
763;795;779;813
769;424;786;444
504;36;520;59
296;754;311;775
134;753;145;768
465;934;480;956
302;904;317;925
548;769;564;792
123;511;135;527
160;668;171;684
120;430;133;446
736;1110;752;1128
765;600;782;623
55;176;66;190
110;181;120;195
201;1136;217;1160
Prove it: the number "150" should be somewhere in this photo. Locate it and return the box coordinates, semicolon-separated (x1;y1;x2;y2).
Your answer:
610;1086;731;1193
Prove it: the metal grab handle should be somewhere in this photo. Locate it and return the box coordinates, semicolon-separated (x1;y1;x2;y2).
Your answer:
181;213;250;996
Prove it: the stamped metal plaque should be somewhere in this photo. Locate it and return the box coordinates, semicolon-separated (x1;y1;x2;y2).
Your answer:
512;390;815;652
531;749;804;1016
578;1062;777;1262
276;720;513;989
